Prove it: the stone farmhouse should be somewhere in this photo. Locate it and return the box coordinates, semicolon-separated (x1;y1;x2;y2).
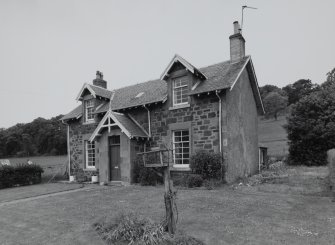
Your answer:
61;21;264;184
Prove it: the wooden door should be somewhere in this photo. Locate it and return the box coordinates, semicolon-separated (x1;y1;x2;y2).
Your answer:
109;136;121;181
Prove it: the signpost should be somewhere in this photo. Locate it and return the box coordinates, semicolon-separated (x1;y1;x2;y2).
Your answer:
138;149;176;234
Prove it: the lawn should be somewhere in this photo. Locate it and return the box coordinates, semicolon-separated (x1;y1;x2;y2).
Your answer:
0;167;334;245
259;116;288;157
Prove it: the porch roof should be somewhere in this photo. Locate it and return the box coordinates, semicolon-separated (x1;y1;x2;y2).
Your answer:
89;110;149;141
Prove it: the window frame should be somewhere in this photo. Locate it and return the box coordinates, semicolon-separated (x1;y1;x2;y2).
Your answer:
85;99;95;122
172;76;189;107
172;129;190;168
85;140;96;169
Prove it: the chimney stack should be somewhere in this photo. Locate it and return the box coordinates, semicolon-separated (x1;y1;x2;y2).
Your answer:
229;21;245;63
93;70;107;89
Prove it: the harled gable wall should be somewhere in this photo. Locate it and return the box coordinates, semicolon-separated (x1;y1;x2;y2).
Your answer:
225;69;259;182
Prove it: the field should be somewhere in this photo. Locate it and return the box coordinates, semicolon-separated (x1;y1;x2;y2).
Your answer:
0;165;334;245
5;155;68;182
258;116;288;157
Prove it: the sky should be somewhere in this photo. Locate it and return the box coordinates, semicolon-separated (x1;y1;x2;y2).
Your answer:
0;0;334;128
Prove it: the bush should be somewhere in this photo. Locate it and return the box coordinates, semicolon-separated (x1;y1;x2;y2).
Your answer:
190;151;224;180
0;164;44;189
186;174;203;188
286;84;335;166
132;156;162;186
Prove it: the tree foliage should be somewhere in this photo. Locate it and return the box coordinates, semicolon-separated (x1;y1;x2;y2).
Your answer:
286;83;335;166
0;115;66;158
263;92;288;120
259;85;286;100
282;79;319;105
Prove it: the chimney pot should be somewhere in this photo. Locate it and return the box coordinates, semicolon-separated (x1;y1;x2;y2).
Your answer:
233;21;241;34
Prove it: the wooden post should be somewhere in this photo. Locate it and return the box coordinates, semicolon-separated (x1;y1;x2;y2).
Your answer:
163;166;176;234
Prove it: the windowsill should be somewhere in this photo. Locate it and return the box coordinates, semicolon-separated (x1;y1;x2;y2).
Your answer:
170;166;191;171
169;104;190;111
83;168;97;171
83;120;95;125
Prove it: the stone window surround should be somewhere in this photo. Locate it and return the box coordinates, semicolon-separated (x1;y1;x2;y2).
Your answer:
169;70;190;110
85;140;96;169
82;134;98;171
167;121;192;170
85;99;95;123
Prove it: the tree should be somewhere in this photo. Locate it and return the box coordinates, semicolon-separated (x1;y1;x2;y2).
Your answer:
286;84;335;166
321;67;335;88
0;114;66;157
282;79;319;105
263;92;288;120
259;85;286;100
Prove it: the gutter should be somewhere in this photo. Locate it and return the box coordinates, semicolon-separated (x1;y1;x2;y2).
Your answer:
143;105;151;137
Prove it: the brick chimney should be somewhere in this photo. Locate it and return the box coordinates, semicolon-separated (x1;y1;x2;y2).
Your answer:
93;71;107;89
229;21;245;63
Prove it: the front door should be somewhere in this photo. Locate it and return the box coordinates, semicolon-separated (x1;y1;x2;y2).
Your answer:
109;135;121;181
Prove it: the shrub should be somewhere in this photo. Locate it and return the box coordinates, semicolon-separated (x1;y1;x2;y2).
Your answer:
132;156;162;186
186;174;203;188
190;151;224;180
94;213;166;244
286;84;335;166
0;164;43;189
94;212;206;245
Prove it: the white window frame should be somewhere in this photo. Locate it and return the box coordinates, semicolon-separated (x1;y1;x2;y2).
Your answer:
85;99;95;122
85;141;96;169
173;130;190;168
172;77;189;106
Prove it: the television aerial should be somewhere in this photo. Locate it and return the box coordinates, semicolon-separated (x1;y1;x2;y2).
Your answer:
241;5;258;33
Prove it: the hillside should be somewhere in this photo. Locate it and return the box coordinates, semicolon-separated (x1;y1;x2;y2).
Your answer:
258;116;288;157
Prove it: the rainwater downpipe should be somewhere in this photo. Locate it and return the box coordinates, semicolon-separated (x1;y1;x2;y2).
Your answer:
62;121;71;180
143;105;151;137
215;90;223;181
215;91;222;153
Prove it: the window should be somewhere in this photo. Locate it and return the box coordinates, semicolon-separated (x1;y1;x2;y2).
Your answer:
173;130;190;167
173;77;188;106
85;99;94;122
85;141;96;168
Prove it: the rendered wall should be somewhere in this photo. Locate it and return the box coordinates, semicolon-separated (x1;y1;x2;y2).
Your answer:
226;69;259;182
97;128;131;183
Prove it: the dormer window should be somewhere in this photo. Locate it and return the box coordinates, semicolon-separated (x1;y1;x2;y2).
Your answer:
173;76;188;106
85;99;94;122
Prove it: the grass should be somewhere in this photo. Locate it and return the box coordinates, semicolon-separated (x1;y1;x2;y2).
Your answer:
259;116;288;157
0;166;334;245
0;183;83;203
5;155;68;182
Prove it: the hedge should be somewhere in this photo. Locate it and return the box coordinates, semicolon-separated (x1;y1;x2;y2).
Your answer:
0;164;44;189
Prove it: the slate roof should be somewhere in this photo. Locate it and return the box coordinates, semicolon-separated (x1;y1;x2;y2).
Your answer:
189;56;249;95
89;84;113;99
112;112;148;138
61;105;82;121
89;111;149;141
62;55;260;120
95;79;167;114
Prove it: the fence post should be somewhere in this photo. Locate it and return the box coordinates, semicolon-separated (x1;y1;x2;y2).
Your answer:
327;149;335;202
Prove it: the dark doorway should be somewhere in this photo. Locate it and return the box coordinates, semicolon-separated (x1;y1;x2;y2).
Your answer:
109;135;121;181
